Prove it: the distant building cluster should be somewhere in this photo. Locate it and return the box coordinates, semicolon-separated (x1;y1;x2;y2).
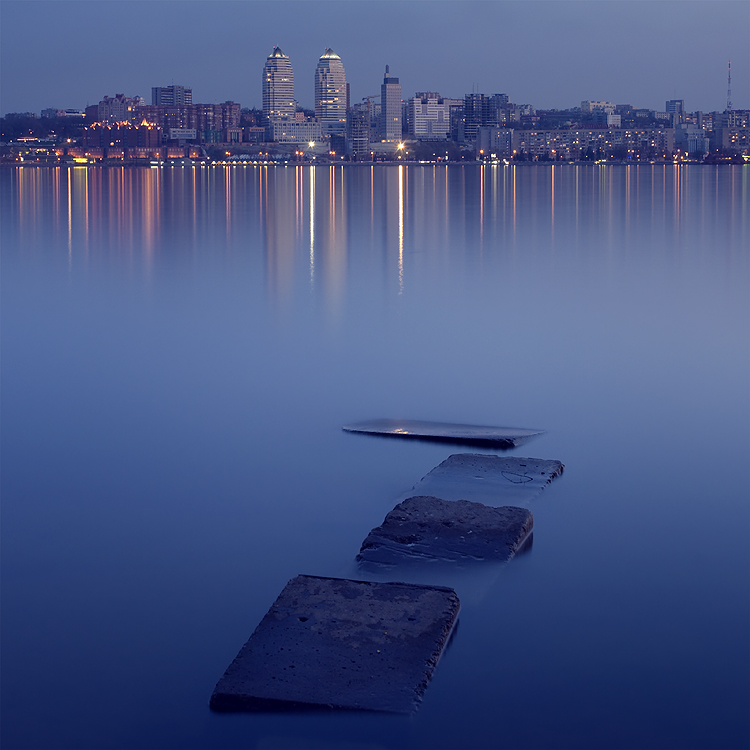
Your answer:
80;87;242;147
2;49;748;164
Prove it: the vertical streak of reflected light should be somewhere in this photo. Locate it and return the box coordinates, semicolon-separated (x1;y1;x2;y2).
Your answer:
673;164;681;242
329;165;336;252
511;164;517;239
398;165;404;294
607;165;614;254
225;167;232;239
51;168;60;243
444;165;449;244
141;167;158;277
479;163;484;250
67;169;73;266
625;164;631;241
574;165;579;236
309;165;316;287
295;166;302;238
550;164;555;245
192;167;198;239
490;162;497;228
369;165;374;233
502;162;507;234
81;167;89;259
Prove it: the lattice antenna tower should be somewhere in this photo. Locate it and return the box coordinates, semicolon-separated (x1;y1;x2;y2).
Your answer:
727;59;732;112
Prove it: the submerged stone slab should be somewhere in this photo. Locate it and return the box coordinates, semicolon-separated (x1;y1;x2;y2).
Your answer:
342;418;544;449
407;454;564;506
358;495;533;566
210;575;460;715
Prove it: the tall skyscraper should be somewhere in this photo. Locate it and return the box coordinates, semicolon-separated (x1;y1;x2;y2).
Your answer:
263;47;295;122
380;65;402;142
315;48;347;135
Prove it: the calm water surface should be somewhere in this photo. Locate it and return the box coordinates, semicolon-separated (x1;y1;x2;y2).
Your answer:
2;164;748;750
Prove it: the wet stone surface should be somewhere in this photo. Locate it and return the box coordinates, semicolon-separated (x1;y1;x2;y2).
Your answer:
407;454;564;506
357;495;533;567
210;575;460;715
342;419;544;449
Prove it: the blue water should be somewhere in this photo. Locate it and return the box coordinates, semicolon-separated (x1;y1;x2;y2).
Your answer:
2;164;748;749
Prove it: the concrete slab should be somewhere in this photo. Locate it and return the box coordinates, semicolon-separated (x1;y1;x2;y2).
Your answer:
357;496;533;566
342;419;544;449
406;454;564;506
210;575;460;715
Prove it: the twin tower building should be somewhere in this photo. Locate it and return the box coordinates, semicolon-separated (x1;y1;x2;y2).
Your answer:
262;46;402;143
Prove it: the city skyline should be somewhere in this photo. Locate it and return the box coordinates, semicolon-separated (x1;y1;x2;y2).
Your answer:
1;1;748;118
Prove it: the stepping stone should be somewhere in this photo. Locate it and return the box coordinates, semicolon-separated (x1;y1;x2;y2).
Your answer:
407;454;564;506
210;575;460;715
342;418;544;448
357;495;533;566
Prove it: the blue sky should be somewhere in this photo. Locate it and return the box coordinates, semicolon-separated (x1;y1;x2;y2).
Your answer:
1;0;748;116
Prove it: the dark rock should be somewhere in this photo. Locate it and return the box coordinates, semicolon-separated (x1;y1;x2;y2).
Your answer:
357;496;533;566
210;575;460;715
407;454;564;506
342;419;544;449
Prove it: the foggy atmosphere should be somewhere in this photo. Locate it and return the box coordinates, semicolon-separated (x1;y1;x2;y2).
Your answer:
1;2;748;749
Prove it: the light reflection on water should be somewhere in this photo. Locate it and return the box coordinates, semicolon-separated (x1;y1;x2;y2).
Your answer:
2;164;748;750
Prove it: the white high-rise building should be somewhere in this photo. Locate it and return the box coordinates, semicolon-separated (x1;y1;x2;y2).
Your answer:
407;92;450;140
314;48;347;135
380;66;402;142
263;47;295;122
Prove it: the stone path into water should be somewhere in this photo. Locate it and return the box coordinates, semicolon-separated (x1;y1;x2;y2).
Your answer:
358;496;534;566
342;418;544;449
405;453;564;506
210;575;460;714
210;421;563;714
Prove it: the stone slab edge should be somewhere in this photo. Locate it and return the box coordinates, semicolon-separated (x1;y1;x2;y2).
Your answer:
357;496;534;565
210;575;461;715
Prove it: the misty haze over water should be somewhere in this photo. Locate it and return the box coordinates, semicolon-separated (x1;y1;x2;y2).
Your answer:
1;164;748;749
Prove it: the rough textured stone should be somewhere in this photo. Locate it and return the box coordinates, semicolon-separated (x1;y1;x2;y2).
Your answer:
357;496;533;566
407;454;564;506
210;575;460;715
342;419;544;449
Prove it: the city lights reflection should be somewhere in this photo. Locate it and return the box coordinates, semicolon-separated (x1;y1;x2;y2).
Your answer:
7;163;748;309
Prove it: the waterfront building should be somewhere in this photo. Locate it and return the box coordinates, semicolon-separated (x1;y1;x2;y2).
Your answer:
86;94;144;123
262;47;295;122
461;93;513;142
675;125;710;155
82;120;162;148
152;85;192;106
406;93;450;140
132;101;241;143
347;102;371;159
714;109;749;128
512;128;675;160
475;127;513;157
380;65;402;141
315;49;348;135
713;126;749;153
269;119;322;143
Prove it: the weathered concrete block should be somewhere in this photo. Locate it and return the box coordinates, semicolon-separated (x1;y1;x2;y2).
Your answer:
342;418;544;449
407;454;564;506
357;495;533;566
210;575;460;715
